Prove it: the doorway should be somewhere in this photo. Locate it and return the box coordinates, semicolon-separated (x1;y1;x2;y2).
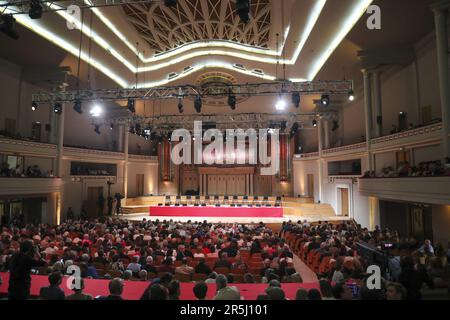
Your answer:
307;174;314;199
86;187;104;217
338;188;350;216
136;174;144;197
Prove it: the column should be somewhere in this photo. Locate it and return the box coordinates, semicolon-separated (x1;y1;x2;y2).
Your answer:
317;118;323;203
245;174;249;195
203;175;207;196
372;69;383;137
363;69;374;171
55;105;65;177
199;174;203;196
323;119;330;149
432;4;450;159
250;174;254;195
122;126;129;201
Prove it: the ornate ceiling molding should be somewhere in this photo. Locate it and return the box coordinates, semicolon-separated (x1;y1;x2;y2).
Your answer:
122;0;271;53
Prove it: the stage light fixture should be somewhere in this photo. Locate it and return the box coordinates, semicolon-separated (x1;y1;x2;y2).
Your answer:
236;0;250;23
275;98;286;111
90;105;102;117
178;99;184;114
110;123;114;130
127;99;136;113
321;94;330;106
73;99;83;114
290;122;300;137
31;101;38;111
53;102;62;114
194;95;202;113
164;0;178;7
292;92;300;108
312;119;318;127
29;0;43;19
228;92;237;110
0;14;19;40
94;124;101;135
348;89;355;101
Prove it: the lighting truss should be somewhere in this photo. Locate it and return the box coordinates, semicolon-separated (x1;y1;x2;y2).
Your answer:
32;80;354;104
93;112;338;132
0;0;157;15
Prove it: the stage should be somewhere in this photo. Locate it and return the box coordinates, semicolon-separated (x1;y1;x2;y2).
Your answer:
149;205;283;218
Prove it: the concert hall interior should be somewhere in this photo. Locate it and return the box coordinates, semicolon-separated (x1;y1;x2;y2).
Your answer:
0;0;450;302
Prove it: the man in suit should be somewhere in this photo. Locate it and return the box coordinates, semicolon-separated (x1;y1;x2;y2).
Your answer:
39;272;65;300
96;278;124;300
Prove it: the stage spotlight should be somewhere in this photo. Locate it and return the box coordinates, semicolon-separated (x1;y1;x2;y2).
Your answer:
90;105;102;117
110;123;114;130
292;92;300;108
236;0;250;23
73;99;82;114
228;92;237;110
194;95;202;113
94;124;101;135
164;0;177;7
321;94;330;106
290;122;300;137
0;14;19;40
178;99;184;114
29;0;43;19
275;99;286;111
332;120;339;131
53;102;62;114
312;119;318;127
31;101;38;111
348;89;355;101
127;99;136;113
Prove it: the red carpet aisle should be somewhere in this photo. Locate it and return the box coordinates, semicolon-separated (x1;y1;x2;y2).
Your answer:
0;272;318;300
149;206;284;218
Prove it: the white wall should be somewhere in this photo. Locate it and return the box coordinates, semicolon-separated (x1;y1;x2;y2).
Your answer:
127;162;159;197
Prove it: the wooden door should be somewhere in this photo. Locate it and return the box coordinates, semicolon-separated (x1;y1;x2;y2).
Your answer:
136;174;144;197
340;188;349;217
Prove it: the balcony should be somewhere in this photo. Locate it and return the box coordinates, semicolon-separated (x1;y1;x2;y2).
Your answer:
0;177;63;196
0;137;57;157
358;176;450;205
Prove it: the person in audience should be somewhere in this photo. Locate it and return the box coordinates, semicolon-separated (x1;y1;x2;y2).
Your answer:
127;256;142;275
66;278;93;300
39;271;65;300
265;286;286;300
80;254;99;279
138;270;148;281
256;294;270;300
295;288;308;300
307;289;322;300
96;278;124;300
332;283;353;300
385;282;407;300
159;258;176;274
214;252;232;270
214;274;240;300
142;256;157;274
205;272;217;284
417;239;435;256
193;281;208;300
319;280;335;300
149;284;169;300
175;257;194;276
244;273;255;284
195;258;212;276
168;280;181;300
122;270;133;280
8;240;44;300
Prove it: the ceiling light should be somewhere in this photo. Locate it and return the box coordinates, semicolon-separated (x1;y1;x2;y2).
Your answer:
228;91;237;110
90;105;102;117
236;0;250;24
164;0;177;7
178;99;184;114
312;119;318;127
0;14;19;40
275;99;286;111
127;99;136;113
31;101;38;111
94;124;101;135
73;99;83;114
53;102;62;114
292;92;301;108
29;0;43;19
194;95;202;113
321;94;330;106
348;89;355;101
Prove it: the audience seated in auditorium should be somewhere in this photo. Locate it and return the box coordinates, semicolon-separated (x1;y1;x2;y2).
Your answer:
193;281;208;300
96;278;124;300
39;271;65;300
